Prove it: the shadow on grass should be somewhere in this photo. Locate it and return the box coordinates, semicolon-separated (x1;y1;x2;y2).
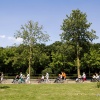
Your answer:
0;86;10;89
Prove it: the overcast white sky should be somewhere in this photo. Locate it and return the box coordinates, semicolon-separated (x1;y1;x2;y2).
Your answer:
0;0;100;47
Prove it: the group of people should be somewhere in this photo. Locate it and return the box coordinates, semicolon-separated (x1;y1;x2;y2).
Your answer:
54;72;66;83
1;71;100;84
38;72;49;83
76;72;100;83
38;72;67;83
12;72;30;84
76;72;86;82
91;73;100;82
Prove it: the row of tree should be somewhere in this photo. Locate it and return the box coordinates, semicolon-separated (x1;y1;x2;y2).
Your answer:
0;42;100;76
0;9;100;77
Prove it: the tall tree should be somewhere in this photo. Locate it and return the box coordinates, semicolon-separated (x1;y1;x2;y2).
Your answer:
60;9;98;77
14;20;49;82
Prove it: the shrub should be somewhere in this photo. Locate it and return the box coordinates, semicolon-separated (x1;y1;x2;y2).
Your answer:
42;68;52;74
97;81;100;88
26;67;34;75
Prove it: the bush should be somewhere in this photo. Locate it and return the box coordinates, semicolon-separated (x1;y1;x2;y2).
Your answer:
42;68;52;75
97;81;100;88
26;67;34;75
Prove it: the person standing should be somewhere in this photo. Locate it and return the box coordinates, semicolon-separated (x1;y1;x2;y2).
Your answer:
82;72;86;82
0;72;4;83
26;73;30;83
20;72;23;79
45;72;49;83
61;72;66;80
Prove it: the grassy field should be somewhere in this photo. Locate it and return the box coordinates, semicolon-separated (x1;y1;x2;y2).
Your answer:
0;83;100;100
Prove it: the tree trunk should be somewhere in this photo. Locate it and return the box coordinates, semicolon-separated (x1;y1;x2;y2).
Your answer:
29;45;32;83
77;56;80;77
76;42;80;78
88;65;90;76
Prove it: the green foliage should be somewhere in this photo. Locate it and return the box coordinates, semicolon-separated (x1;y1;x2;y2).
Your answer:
60;9;98;76
1;40;100;75
81;46;100;70
49;52;63;74
42;68;52;74
14;20;50;45
26;67;34;75
39;53;50;66
97;81;100;88
14;20;49;76
61;9;98;43
0;14;100;76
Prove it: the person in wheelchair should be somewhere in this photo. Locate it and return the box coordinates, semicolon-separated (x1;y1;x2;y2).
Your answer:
91;73;100;82
91;74;96;82
76;75;82;83
95;73;100;82
18;74;26;84
54;74;63;83
12;75;20;83
38;75;45;83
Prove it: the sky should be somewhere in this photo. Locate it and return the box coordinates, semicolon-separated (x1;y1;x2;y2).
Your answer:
0;0;100;47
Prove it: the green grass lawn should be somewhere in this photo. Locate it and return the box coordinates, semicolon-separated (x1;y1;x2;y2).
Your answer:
0;83;100;100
